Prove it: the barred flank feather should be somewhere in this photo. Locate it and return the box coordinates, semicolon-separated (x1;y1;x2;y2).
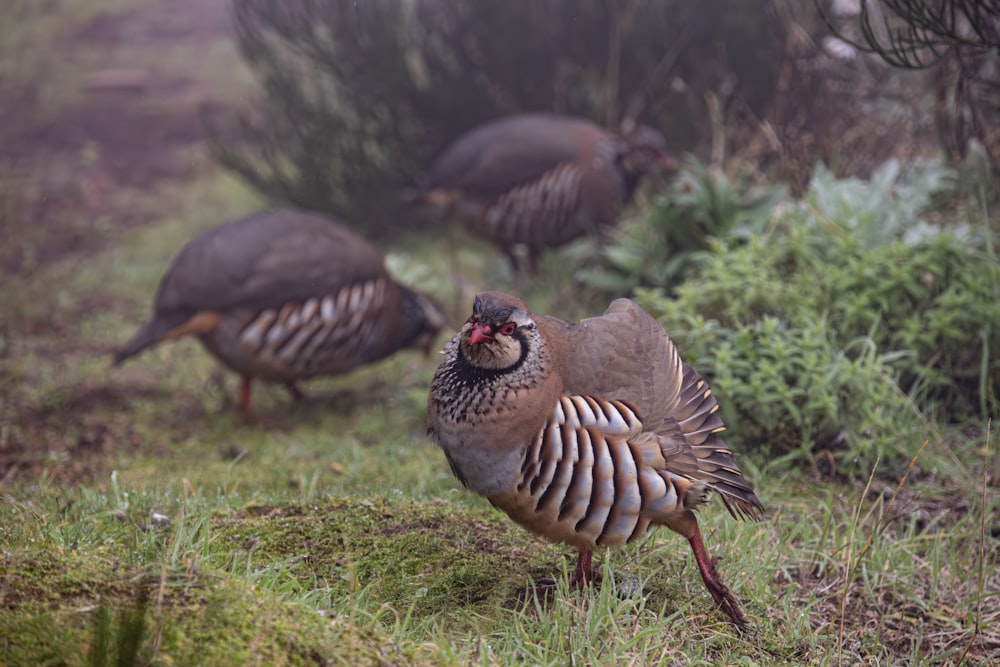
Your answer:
114;210;446;415
492;394;761;552
416;114;670;273
238;279;387;373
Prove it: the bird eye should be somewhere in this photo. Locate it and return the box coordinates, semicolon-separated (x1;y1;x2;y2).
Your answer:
468;314;478;325
499;322;516;336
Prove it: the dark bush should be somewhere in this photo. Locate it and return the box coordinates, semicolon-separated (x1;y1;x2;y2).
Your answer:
209;0;793;237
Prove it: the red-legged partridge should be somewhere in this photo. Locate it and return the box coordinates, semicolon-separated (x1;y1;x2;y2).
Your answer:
415;113;674;275
427;292;763;627
115;209;446;417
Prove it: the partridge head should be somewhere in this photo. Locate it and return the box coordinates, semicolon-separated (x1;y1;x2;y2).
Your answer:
427;292;763;627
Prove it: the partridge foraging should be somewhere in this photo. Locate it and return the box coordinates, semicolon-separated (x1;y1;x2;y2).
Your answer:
115;209;446;417
427;292;763;627
414;113;674;275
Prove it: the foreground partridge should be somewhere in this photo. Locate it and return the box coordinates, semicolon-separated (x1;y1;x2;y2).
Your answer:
115;209;445;417
414;113;674;275
427;292;763;627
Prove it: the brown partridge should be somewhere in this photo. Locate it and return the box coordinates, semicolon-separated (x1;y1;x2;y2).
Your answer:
414;113;674;275
115;209;446;417
427;292;763;627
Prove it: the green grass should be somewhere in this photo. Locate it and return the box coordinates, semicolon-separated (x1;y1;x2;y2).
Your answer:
1;168;995;663
2;441;995;664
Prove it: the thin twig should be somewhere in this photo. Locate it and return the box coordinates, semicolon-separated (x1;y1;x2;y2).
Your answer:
705;92;725;168
604;0;642;128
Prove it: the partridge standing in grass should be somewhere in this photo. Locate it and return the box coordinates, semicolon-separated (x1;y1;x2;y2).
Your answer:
115;209;446;417
414;113;674;275
427;292;763;627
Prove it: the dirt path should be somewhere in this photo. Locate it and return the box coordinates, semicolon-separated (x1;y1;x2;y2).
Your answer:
1;0;242;275
0;0;251;483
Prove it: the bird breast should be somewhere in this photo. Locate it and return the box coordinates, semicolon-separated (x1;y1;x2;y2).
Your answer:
427;335;562;496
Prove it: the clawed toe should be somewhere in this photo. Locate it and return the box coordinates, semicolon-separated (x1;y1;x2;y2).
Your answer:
516;577;557;602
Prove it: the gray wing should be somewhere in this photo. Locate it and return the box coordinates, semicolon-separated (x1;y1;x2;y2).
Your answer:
553;298;684;433
425;114;604;197
557;299;760;516
154;210;386;316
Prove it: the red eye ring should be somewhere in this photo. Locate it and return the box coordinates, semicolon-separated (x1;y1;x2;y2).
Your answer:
499;322;516;336
468;314;478;324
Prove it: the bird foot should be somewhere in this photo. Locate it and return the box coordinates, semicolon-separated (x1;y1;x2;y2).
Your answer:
517;549;602;602
241;410;279;425
517;577;558;602
517;568;601;602
704;571;748;630
689;536;749;630
284;382;309;403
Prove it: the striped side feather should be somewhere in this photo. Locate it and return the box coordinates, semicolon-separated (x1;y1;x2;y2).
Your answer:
236;278;387;373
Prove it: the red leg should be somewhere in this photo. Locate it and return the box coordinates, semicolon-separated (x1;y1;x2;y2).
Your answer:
569;549;598;588
526;549;600;599
527;248;540;279
239;376;254;418
502;245;522;276
687;527;748;628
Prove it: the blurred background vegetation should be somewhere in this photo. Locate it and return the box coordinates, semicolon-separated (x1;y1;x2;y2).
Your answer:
1;0;996;499
208;0;999;237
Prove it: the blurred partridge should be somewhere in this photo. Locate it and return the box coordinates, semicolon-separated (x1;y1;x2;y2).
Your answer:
427;292;763;627
414;113;674;275
115;209;445;417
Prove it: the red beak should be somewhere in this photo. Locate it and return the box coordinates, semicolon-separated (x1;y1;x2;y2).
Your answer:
468;323;494;345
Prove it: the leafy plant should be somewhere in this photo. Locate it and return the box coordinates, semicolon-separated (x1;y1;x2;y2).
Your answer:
577;158;786;297
806;158;957;245
628;158;998;472
638;292;919;476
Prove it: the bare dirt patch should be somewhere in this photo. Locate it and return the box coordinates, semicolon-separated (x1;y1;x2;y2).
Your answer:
0;0;249;484
0;381;167;485
1;0;238;275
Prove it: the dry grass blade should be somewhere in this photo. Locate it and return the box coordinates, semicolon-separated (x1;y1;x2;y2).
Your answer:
837;454;878;667
956;420;991;666
837;438;930;667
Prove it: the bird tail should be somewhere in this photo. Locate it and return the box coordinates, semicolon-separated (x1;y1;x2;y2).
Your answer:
112;315;189;366
695;445;765;523
658;423;765;523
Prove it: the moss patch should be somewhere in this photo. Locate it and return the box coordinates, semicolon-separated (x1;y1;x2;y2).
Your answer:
213;496;564;621
0;510;436;666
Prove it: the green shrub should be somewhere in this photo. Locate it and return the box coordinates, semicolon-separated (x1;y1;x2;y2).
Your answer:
806;159;957;245
668;216;999;418
823;235;999;415
619;159;998;473
576;158;786;296
637;293;921;476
